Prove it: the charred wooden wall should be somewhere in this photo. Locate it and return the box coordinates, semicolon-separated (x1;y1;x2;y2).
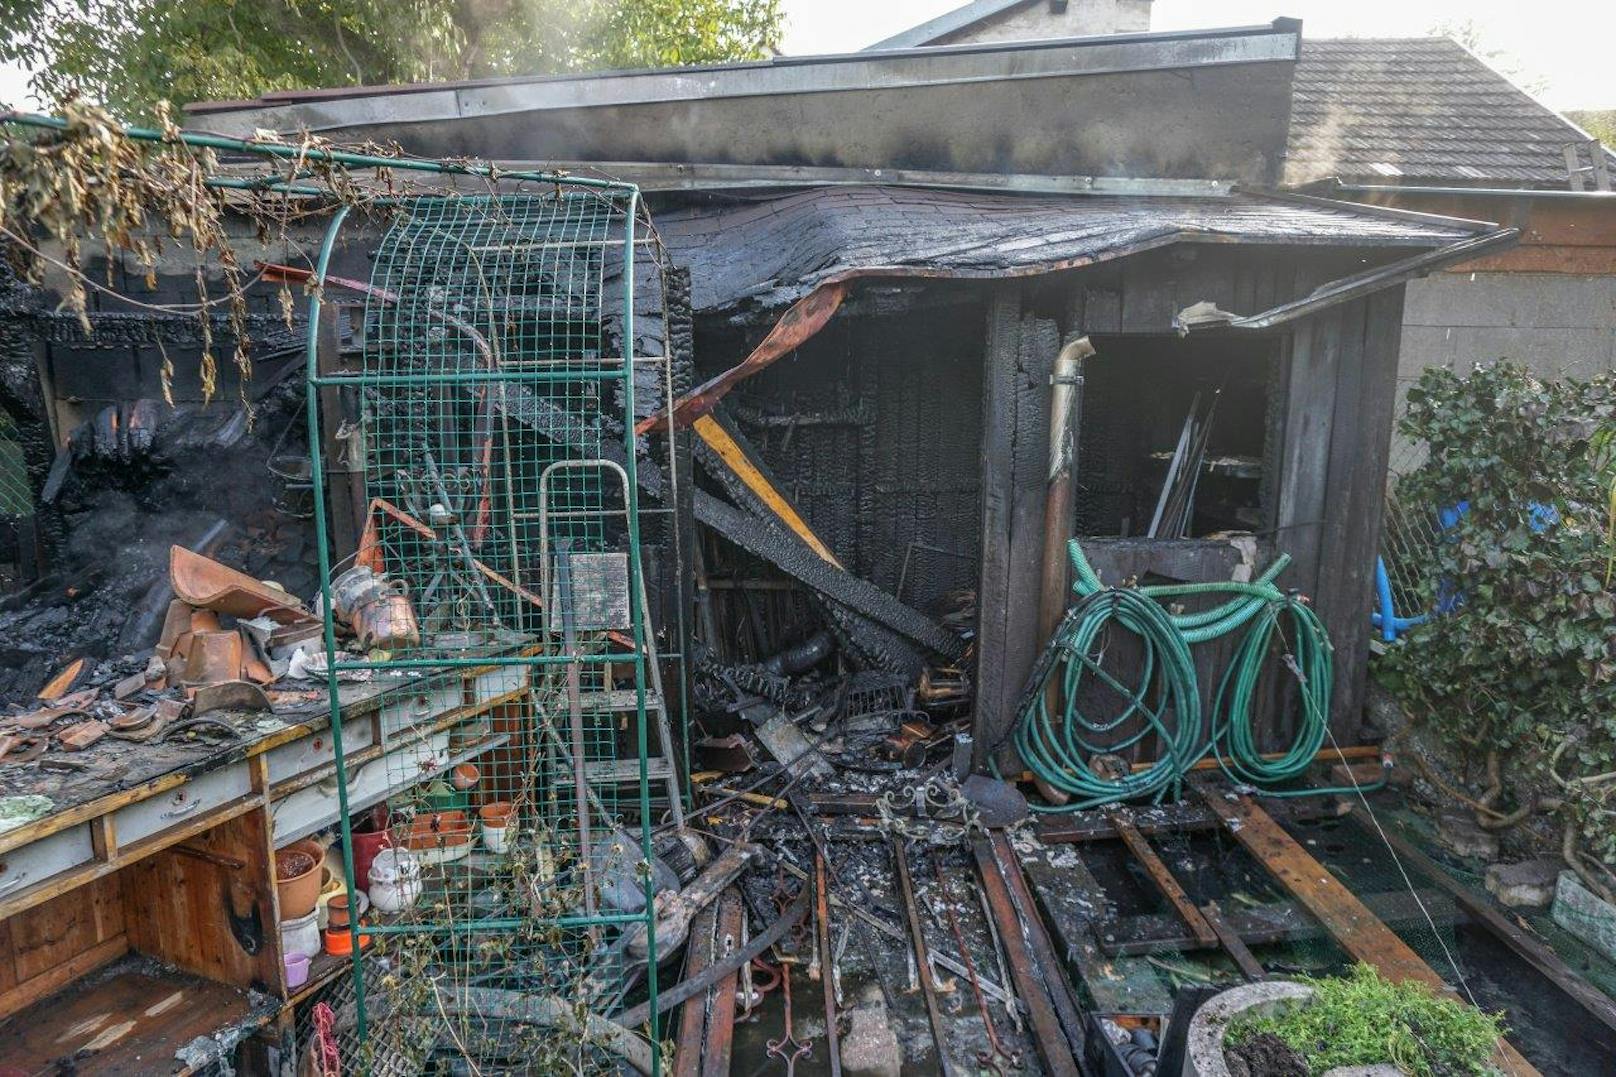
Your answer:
973;246;1409;759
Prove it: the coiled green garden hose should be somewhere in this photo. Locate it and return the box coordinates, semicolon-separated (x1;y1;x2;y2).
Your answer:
1004;540;1369;812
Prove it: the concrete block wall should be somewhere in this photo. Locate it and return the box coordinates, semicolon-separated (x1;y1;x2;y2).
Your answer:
934;0;1153;45
1391;270;1616;470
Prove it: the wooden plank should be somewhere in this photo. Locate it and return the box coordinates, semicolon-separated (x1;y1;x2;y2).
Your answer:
124;806;282;991
699;888;744;1077
672;898;720;1077
1315;289;1405;740
1200;901;1266;980
694;413;841;566
0;874;128;1019
0;961;258;1075
1107;809;1218;948
0;935;127;1021
1349;810;1616;1044
973;838;1082;1077
972;286;1022;764
1004;311;1058;721
1274;306;1341;611
1198;788;1540;1076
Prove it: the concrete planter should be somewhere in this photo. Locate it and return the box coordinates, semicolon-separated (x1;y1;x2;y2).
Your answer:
1185;981;1314;1077
1187;981;1406;1077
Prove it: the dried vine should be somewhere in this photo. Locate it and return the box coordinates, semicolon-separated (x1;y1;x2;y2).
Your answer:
0;98;420;408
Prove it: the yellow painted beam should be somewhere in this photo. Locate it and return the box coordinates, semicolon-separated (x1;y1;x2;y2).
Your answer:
693;413;843;569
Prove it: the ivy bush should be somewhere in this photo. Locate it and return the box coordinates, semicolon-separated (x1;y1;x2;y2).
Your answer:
1378;362;1616;882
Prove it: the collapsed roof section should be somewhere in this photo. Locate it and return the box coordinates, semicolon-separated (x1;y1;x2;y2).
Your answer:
189;22;1302;186
652;185;1497;315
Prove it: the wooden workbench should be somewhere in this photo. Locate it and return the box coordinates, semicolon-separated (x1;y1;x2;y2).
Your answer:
0;654;537;1071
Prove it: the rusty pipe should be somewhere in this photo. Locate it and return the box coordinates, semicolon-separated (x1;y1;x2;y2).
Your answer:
1032;336;1094;803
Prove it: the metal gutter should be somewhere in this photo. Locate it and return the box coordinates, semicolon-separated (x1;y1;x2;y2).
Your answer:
508;161;1236;198
1245;186;1504;232
1209;227;1520;330
1332;183;1616;202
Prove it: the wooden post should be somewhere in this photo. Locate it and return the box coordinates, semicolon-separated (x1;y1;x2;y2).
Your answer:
315;303;360;561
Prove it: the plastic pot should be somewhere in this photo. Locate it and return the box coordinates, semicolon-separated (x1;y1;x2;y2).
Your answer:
279;907;321;961
349;806;394;887
275;839;326;920
284;951;310;990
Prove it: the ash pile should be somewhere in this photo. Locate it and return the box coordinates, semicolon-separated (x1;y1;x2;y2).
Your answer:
0;366;317;704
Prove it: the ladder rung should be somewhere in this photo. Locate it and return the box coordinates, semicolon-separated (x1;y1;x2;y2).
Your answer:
583;759;673;783
578;689;663;713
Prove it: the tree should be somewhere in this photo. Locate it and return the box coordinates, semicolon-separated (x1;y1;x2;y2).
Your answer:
0;0;784;121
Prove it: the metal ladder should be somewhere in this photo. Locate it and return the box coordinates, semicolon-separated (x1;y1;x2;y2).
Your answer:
535;459;684;829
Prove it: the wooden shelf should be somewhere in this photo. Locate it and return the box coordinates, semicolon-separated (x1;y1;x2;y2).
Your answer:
0;955;277;1076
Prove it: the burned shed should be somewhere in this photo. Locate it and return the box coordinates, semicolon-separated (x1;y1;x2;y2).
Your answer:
188;18;1516;758
8;20;1590;1077
647;183;1504;755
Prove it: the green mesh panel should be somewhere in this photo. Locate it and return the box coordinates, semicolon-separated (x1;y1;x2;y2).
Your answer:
308;188;664;1074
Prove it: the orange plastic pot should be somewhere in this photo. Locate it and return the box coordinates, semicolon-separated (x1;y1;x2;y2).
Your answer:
323;925;371;956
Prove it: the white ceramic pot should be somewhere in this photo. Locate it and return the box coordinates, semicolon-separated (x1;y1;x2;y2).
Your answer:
367;847;423;914
280;908;321;961
482;822;512;855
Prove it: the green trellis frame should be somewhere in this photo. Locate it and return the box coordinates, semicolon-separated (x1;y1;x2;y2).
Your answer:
304;183;663;1071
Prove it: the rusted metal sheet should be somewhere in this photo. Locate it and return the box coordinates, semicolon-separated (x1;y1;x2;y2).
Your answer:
1197;787;1540;1076
638;282;847;435
1107;809;1218;949
973;836;1083;1077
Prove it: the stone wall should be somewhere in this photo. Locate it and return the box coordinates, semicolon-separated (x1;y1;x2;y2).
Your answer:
932;0;1153;45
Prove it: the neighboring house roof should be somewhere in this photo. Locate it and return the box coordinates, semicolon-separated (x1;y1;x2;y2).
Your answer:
1284;38;1610;188
866;0;1041;51
653;186;1484;313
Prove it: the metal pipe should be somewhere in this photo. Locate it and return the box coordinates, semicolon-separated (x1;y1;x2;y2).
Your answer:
1031;335;1093;803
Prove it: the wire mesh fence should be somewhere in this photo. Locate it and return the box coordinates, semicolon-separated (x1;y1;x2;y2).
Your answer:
0;413;31;517
304;187;672;1074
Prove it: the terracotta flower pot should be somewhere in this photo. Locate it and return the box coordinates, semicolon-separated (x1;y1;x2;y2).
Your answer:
478;801;513;828
275;838;326;919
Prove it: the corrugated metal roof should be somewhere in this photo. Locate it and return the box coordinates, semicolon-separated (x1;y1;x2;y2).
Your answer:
1287;37;1613;187
655;185;1485;312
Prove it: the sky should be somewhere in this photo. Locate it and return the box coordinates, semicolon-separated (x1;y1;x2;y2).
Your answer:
780;0;1616;111
2;1;1612;111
